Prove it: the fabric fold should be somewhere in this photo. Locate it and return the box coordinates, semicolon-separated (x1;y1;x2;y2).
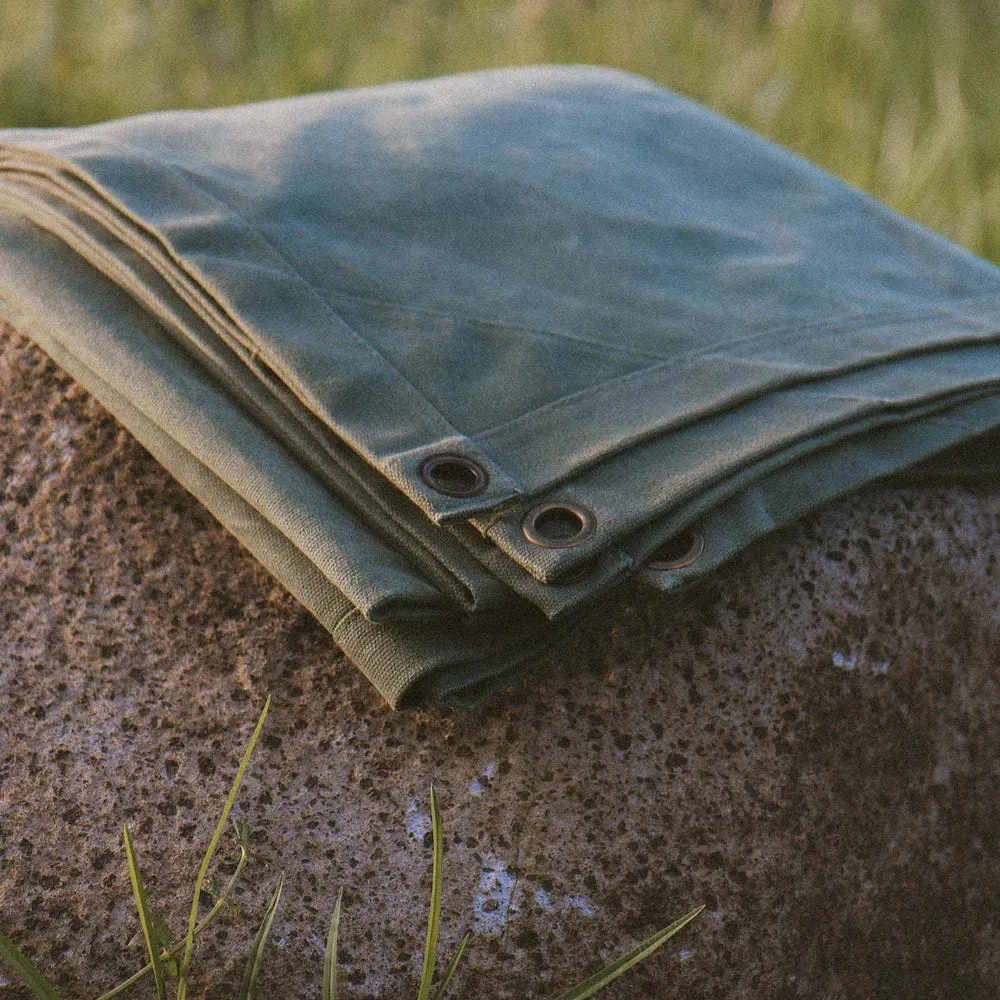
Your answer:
2;65;999;706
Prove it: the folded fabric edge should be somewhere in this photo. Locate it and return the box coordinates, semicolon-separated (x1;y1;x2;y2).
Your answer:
0;310;565;708
634;394;1000;591
11;284;995;708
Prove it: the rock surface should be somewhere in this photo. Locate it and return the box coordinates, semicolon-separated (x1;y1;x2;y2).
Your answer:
1;320;999;999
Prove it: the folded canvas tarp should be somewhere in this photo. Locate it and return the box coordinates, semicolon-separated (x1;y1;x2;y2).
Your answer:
2;65;999;707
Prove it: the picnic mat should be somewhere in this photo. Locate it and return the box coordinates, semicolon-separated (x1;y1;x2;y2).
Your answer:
2;66;999;706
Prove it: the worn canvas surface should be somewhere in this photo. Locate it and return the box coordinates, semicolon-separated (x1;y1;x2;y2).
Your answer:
2;65;999;705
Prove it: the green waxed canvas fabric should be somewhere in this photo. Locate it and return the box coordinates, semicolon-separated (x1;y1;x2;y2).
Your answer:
3;65;1000;706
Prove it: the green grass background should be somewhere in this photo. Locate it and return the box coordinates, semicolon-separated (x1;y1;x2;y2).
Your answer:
2;0;1000;261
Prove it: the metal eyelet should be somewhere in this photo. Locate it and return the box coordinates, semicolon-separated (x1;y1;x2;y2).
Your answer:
420;454;489;498
645;527;704;570
521;503;595;549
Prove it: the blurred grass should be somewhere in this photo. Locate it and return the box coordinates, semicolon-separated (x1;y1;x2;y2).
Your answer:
2;0;1000;260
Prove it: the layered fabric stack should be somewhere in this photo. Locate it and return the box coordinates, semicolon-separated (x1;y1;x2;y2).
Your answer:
2;66;999;706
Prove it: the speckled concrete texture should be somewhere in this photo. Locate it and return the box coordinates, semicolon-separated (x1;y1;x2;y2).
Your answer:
1;321;999;999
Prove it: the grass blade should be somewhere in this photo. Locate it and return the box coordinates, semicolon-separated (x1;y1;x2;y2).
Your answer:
416;785;444;1000
122;825;167;1000
431;932;470;1000
550;904;705;1000
0;930;64;1000
322;888;344;1000
97;822;250;1000
177;694;270;1000
237;871;284;1000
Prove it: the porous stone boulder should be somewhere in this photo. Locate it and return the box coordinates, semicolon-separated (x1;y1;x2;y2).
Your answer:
1;321;998;999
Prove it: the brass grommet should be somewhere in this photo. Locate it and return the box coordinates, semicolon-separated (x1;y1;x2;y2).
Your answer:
419;454;489;498
646;527;704;570
521;503;595;549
